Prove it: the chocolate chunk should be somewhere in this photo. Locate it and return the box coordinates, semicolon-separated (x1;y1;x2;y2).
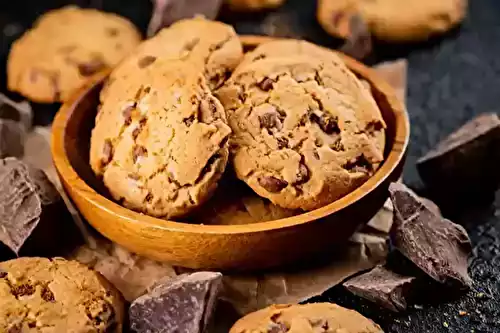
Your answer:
78;58;106;77
129;272;222;333
12;283;35;297
389;182;472;288
268;322;288;333
258;77;274;91
276;137;288;149
41;286;55;302
147;0;223;37
137;55;157;69
340;14;373;60
310;112;340;134
295;163;309;184
417;113;500;199
133;146;148;163
343;265;416;312
198;97;219;124
122;105;134;125
259;176;288;193
0;93;32;130
343;154;372;174
0;158;75;260
102;139;114;166
259;111;281;129
0;119;25;158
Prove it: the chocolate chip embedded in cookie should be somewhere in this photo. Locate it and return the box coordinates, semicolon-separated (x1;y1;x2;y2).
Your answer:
104;17;243;101
229;303;383;333
217;55;385;211
0;257;125;332
317;0;468;42
7;6;141;103
90;60;231;219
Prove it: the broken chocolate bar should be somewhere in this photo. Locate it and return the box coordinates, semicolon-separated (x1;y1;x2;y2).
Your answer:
417;113;500;198
389;182;472;288
129;272;222;333
0;158;75;259
0;119;25;158
343;265;416;312
148;0;223;37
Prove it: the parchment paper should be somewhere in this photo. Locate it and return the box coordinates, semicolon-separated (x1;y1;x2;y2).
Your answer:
22;58;407;321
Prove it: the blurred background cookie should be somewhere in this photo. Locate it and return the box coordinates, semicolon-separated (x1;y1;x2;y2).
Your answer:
0;257;125;332
7;6;141;103
317;0;468;42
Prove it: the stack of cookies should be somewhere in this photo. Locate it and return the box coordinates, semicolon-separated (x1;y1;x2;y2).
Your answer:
89;18;386;221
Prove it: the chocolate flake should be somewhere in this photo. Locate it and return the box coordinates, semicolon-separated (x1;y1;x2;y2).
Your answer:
259;176;288;193
417;113;500;199
343;265;416;312
389;182;472;288
129;272;222;333
137;55;157;69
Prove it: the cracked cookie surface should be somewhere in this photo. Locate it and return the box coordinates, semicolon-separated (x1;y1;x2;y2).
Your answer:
102;17;243;102
217;55;385;210
230;303;383;333
0;257;124;333
317;0;467;42
7;6;141;103
90;60;231;219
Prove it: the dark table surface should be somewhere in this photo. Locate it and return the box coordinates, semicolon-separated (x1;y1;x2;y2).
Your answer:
1;0;500;332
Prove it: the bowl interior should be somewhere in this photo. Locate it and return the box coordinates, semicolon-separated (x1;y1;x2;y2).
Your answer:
60;41;408;231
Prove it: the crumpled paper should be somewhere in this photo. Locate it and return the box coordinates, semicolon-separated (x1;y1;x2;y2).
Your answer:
22;58;407;322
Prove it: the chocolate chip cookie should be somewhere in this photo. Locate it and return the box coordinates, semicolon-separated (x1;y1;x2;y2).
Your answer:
217;56;385;211
225;0;286;12
317;0;467;42
0;257;125;332
7;6;141;103
103;16;243;101
90;59;231;219
230;303;383;333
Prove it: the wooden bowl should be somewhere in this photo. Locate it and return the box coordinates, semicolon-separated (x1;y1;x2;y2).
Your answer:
52;36;409;271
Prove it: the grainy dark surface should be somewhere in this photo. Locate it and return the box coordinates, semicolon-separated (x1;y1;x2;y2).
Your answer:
1;0;499;332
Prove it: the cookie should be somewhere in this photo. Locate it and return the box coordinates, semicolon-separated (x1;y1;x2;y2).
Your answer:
103;17;243;101
0;257;125;332
317;0;467;42
90;59;231;219
230;303;383;333
225;0;285;12
7;6;141;103
216;56;385;210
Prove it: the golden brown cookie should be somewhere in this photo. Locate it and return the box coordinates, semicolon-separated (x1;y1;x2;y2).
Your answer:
0;257;125;332
90;59;231;219
103;16;243;100
217;55;385;211
230;303;383;333
7;6;141;103
317;0;467;42
225;0;286;12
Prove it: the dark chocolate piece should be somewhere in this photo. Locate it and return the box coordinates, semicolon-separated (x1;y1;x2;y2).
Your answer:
340;14;373;61
0;93;32;130
147;0;223;37
129;271;222;333
389;182;472;288
417;113;500;198
343;265;416;312
0;119;25;158
0;158;75;259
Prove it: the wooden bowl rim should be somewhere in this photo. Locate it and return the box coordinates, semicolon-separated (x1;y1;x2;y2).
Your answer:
51;35;409;235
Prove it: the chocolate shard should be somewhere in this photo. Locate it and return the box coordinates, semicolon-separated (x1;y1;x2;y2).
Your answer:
417;113;500;198
147;0;223;37
0;93;32;130
389;182;472;288
344;265;416;312
129;271;223;333
0;119;25;158
0;158;76;259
